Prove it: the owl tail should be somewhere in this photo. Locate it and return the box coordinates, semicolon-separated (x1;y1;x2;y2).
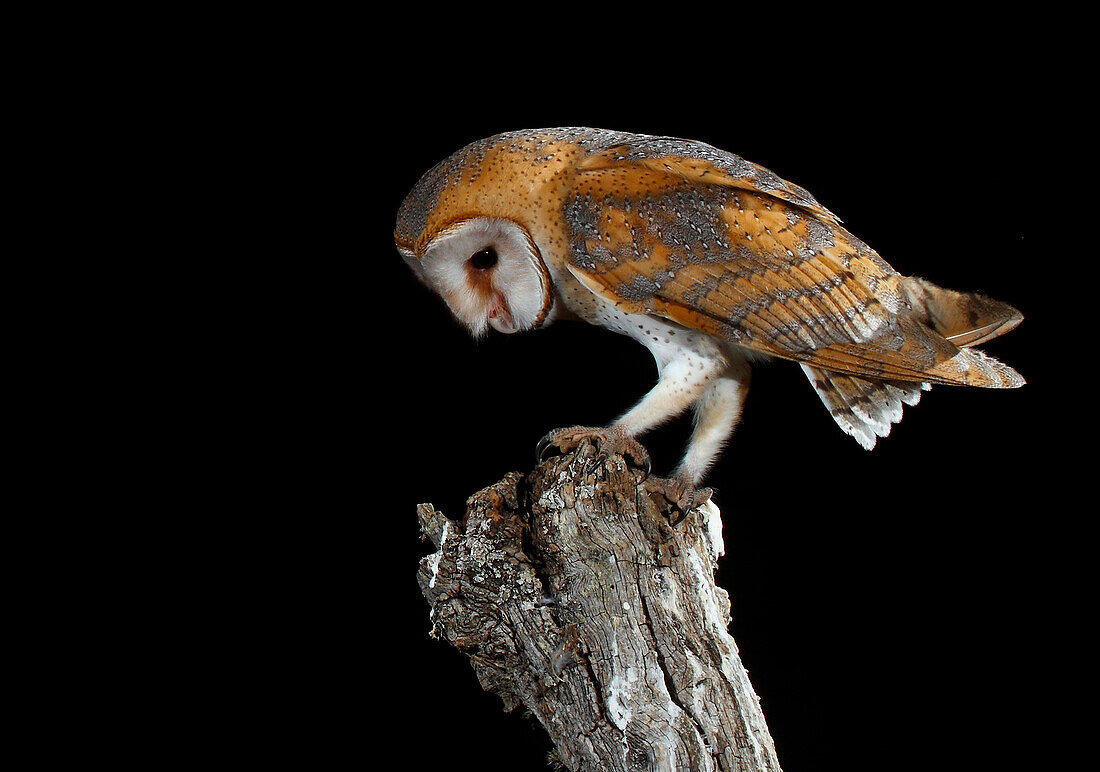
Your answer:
804;277;1024;448
800;365;928;450
896;276;1025;388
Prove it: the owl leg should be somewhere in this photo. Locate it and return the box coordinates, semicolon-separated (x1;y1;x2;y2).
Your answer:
677;357;752;486
613;341;729;441
598;342;740;520
537;340;724;475
647;357;751;521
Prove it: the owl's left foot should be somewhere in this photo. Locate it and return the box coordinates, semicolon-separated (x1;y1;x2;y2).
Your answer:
645;475;712;526
536;425;651;478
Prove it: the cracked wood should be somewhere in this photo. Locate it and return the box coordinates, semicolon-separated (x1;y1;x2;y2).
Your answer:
416;440;781;772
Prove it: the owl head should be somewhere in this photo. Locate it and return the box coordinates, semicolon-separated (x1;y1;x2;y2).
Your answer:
395;133;571;338
396;215;554;338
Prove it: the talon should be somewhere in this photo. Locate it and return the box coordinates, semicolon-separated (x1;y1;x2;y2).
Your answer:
535;425;652;475
670;506;689;527
536;425;587;463
536;434;557;463
611;432;652;477
583;454;603;477
646;476;711;526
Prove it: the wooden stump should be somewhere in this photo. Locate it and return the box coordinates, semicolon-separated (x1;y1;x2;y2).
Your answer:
416;439;782;772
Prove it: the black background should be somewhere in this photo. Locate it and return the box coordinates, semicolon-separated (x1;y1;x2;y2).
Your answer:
364;59;1075;772
182;22;1083;772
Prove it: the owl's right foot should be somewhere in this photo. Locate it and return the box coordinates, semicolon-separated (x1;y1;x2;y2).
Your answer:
536;425;651;478
645;474;713;526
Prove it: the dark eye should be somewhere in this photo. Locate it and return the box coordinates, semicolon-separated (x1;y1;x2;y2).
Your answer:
468;246;498;270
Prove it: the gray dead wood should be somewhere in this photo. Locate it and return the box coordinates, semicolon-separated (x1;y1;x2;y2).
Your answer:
416;440;782;772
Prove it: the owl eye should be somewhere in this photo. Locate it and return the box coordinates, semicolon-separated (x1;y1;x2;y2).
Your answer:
468;247;498;270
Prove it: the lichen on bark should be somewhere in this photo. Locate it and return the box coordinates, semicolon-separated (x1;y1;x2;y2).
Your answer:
416;439;781;772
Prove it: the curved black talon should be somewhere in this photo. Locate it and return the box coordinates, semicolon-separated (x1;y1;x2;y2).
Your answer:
536;427;652;481
536;434;557;463
669;506;689;528
583;452;606;477
645;477;712;527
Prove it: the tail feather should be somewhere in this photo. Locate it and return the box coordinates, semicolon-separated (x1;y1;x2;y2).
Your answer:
883;276;1025;388
801;364;929;450
930;346;1026;389
802;277;1023;448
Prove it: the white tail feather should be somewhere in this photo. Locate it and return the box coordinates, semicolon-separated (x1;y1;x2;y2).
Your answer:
801;364;929;450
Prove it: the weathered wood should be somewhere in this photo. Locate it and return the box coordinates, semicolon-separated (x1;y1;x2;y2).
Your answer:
416;439;782;772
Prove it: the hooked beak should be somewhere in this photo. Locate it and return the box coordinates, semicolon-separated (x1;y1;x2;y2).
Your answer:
487;292;516;334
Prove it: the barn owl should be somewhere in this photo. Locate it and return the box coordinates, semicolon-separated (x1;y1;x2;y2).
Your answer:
394;128;1024;512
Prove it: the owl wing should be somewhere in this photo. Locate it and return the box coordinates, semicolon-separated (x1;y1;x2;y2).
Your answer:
563;141;1016;388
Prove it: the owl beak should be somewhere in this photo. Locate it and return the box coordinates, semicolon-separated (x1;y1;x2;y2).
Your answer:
487;292;516;334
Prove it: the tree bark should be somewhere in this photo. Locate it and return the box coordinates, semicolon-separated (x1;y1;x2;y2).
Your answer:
416;439;782;772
